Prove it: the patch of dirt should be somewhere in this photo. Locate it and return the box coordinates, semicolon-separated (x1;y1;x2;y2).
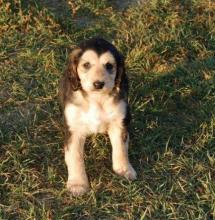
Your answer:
34;0;141;28
0;103;36;135
111;0;140;11
37;0;70;17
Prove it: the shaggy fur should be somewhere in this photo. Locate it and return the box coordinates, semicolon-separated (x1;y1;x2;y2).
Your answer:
59;38;136;196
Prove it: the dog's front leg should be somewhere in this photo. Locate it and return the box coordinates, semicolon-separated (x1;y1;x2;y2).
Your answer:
108;124;137;180
65;132;89;196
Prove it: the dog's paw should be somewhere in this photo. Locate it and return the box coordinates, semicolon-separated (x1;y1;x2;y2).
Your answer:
67;181;89;196
114;164;137;180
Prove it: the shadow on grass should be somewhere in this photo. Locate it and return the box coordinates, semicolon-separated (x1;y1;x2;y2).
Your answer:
130;56;215;164
15;0;123;40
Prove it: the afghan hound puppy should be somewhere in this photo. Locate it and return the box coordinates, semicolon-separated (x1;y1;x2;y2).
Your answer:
59;38;137;196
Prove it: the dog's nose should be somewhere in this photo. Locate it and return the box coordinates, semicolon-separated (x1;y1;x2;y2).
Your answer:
93;81;105;89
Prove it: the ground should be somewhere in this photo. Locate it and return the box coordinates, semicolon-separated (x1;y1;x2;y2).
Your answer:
0;0;215;219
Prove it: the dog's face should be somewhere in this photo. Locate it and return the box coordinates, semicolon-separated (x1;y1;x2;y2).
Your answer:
77;50;117;93
65;38;126;95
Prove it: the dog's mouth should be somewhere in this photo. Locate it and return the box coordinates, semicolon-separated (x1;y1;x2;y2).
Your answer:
91;87;106;93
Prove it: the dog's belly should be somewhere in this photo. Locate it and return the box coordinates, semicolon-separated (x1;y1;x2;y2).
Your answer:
65;100;126;135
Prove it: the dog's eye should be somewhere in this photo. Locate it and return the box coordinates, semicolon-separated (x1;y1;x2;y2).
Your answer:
105;63;113;71
83;62;91;69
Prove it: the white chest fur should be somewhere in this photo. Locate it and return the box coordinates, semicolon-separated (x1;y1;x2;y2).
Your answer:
64;96;126;135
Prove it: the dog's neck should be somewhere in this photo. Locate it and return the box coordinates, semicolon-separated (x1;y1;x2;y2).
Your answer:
72;89;114;109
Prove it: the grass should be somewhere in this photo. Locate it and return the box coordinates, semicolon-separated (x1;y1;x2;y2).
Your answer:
0;0;215;219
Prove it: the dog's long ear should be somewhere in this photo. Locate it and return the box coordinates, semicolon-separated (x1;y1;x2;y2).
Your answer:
66;47;82;91
59;48;82;107
115;54;129;100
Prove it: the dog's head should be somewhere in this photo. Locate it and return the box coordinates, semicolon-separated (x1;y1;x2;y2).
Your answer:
65;38;127;95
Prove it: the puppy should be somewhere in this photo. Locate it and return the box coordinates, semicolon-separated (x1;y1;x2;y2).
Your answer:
59;38;137;196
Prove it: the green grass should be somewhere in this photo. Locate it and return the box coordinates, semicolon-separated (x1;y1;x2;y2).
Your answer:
1;0;215;219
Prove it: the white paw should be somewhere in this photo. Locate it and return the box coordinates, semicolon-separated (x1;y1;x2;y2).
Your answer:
114;164;137;180
67;181;89;196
